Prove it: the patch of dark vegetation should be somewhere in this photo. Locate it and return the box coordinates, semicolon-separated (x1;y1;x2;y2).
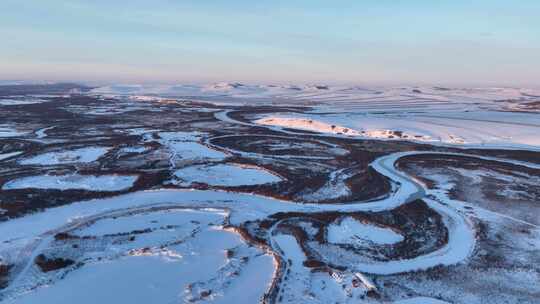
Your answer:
54;232;78;241
34;254;75;272
367;289;381;299
465;148;540;165
345;167;391;202
54;232;95;241
0;263;12;289
303;259;326;268
103;228;153;237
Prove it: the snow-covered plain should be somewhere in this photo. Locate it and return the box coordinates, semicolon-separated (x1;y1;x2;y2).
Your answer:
91;83;540;107
2;84;539;303
158;131;227;166
254;111;540;148
0;97;47;106
327;217;404;245
0;126;27;138
90;83;540;147
172;163;282;187
19;147;111;165
4;209;275;304
2;174;137;192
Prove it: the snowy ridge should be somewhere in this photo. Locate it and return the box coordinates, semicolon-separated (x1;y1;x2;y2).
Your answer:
91;83;540;105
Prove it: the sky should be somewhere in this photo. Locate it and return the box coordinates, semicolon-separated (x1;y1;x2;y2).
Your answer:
1;0;539;87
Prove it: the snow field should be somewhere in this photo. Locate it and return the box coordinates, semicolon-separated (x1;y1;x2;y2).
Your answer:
172;163;282;187
2;174;137;192
327;217;404;246
19;147;111;165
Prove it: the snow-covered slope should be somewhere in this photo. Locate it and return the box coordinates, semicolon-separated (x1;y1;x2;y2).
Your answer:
91;83;540;106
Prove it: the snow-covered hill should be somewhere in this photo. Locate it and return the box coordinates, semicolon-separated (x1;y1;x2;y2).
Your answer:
91;82;540;105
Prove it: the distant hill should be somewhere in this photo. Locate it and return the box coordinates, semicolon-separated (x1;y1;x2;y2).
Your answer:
0;83;94;96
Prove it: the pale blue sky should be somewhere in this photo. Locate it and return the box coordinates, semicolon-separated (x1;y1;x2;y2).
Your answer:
1;1;539;86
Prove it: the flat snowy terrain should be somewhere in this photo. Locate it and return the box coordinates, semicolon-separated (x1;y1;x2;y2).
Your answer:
2;174;137;192
19;147;111;165
327;217;404;245
172;163;282;187
0;83;538;304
